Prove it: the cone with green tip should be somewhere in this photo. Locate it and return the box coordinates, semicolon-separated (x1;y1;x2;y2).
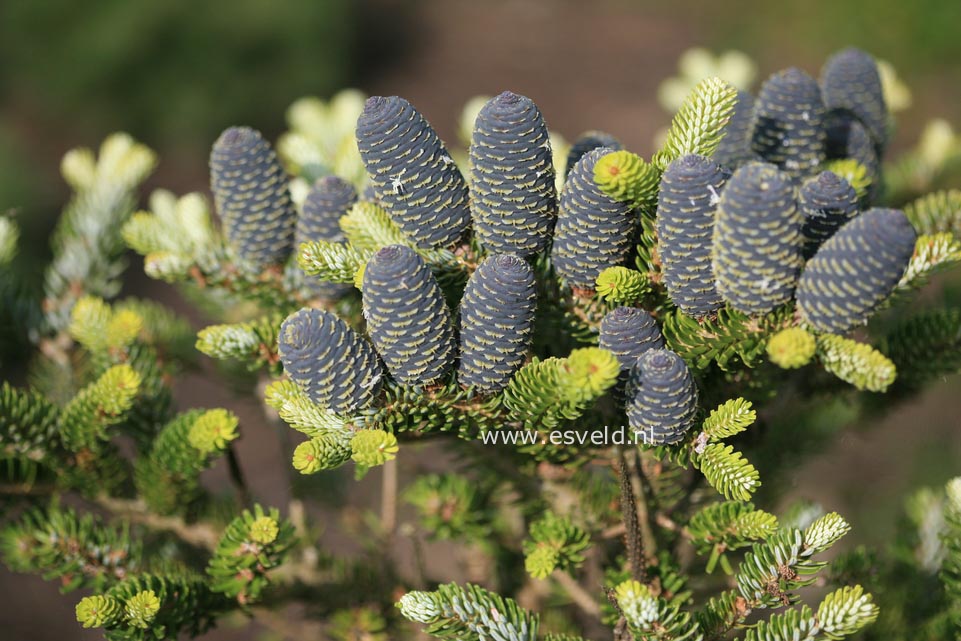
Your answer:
458;254;537;393
625;348;698;445
356;96;470;248
713;162;803;314
469;91;557;256
656;153;729;317
210;126;297;267
551;147;635;289
799;170;860;258
278;308;384;412
363;245;456;385
797;208;917;334
751;68;826;181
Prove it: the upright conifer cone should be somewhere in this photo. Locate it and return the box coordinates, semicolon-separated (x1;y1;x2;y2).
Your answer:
297;176;357;296
799;170;859;258
820;47;888;151
210;126;297;267
458;254;537;392
356;96;471;249
797;208;917;334
278;308;384;413
551;148;635;289
751;68;826;181
625;349;698;445
598;307;664;372
714;90;756;169
297;176;356;245
656;154;729;317
469;92;557;256
362;245;456;385
566;131;622;177
713;162;803;314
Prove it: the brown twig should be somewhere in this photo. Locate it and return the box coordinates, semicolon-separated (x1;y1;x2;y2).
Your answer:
617;448;648;581
553;569;602;618
226;443;252;508
96;496;221;550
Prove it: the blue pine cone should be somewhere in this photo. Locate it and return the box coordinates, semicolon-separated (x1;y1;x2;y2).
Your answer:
551;147;635;289
566;130;622;177
598;307;664;372
469;92;557;256
297;176;357;297
297;176;356;245
210;126;297;268
714;89;757;169
797;207;917;334
799;170;860;259
362;245;456;385
625;348;698;446
458;254;537;392
713;162;803;314
655;154;729;317
820;47;888;151
278;308;384;413
356;96;471;249
751;68;826;181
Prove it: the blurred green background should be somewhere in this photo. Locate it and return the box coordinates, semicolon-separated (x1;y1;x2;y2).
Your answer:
1;1;960;637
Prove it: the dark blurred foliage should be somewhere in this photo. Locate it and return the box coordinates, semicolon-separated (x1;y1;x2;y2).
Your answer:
0;0;356;146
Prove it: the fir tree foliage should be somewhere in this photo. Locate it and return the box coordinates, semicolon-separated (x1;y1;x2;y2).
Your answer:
3;45;959;641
